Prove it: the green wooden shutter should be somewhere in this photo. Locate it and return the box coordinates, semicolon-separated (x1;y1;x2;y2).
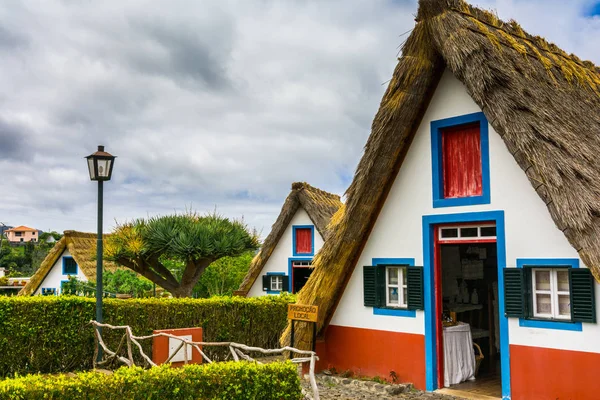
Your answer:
282;275;290;293
407;266;424;310
503;268;526;318
363;266;377;307
262;275;270;291
569;268;596;323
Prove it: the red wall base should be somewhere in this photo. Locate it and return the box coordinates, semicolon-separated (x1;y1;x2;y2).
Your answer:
316;325;426;389
511;344;600;400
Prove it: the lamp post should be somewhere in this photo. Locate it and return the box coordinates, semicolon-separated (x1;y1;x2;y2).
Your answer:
86;145;115;362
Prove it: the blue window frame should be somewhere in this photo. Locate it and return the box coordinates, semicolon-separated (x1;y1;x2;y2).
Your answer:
292;225;314;256
516;258;582;331
62;256;78;275
372;258;416;318
42;288;56;296
266;272;286;295
430;112;491;208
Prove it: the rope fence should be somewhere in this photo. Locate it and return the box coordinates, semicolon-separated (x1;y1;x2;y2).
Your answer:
90;320;320;400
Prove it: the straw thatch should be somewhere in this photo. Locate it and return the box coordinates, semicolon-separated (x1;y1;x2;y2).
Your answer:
19;231;120;296
235;182;342;296
283;0;600;349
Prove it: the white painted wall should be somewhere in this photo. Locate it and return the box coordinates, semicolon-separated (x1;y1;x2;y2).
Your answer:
34;249;89;295
331;69;600;353
248;207;325;297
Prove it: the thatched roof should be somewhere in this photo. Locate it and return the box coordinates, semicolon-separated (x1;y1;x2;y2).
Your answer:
19;231;120;296
283;0;600;349
235;182;342;296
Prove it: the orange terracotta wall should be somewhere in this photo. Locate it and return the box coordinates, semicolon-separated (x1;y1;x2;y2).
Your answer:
316;325;426;389
511;344;600;400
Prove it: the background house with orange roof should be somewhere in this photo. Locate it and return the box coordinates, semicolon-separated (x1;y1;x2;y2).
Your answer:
4;226;39;244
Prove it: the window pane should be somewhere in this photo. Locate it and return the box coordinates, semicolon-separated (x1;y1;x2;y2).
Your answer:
535;293;552;314
534;270;551;291
388;287;399;304
388;268;398;285
402;288;407;305
556;270;569;292
480;226;496;237
558;294;571;317
402;268;407;286
441;228;458;238
460;227;478;237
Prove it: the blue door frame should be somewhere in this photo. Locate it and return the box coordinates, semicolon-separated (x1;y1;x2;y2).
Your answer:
422;210;510;399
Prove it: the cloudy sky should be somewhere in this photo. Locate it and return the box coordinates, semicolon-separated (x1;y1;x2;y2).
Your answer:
0;0;598;237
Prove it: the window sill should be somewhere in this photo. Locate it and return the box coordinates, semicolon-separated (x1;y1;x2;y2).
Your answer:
433;194;490;209
266;290;282;295
519;318;582;331
373;307;416;318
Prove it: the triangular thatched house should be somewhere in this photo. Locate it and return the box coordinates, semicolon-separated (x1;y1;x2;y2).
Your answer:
284;1;600;399
235;182;342;297
19;231;119;296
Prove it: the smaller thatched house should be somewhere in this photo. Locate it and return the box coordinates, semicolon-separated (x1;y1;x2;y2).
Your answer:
283;1;600;399
19;231;119;296
235;182;342;297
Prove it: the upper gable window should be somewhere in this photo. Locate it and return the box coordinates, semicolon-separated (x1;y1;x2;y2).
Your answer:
431;112;491;208
293;226;314;256
62;256;78;275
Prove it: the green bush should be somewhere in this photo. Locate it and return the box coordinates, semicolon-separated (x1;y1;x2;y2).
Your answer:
0;294;294;377
0;361;302;400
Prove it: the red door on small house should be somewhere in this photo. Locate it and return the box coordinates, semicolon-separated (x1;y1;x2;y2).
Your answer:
295;228;312;254
441;123;482;198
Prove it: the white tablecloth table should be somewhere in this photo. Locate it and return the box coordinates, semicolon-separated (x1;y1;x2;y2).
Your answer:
443;322;476;387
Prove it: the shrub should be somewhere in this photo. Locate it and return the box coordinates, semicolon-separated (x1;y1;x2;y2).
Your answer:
0;294;294;377
0;361;303;400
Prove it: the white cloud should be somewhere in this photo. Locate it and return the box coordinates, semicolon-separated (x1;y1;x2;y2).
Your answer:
0;0;598;237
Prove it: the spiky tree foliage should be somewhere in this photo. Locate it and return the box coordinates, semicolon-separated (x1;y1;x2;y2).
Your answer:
106;212;259;297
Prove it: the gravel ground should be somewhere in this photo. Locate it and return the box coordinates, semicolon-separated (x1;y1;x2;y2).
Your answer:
300;375;461;400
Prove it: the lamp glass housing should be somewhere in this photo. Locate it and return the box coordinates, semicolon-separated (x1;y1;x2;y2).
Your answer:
86;145;116;181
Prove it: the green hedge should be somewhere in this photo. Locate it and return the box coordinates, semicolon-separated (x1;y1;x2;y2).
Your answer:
0;361;302;400
0;295;293;377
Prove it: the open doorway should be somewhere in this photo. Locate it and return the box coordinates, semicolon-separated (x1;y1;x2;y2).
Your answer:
291;260;313;293
435;223;502;399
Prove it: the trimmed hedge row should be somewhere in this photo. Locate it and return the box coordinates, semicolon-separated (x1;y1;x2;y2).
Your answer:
0;294;293;377
0;361;303;400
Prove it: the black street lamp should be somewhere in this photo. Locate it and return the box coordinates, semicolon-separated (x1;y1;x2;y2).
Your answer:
86;145;116;362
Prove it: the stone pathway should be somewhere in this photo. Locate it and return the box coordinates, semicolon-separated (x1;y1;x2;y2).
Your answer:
301;375;462;400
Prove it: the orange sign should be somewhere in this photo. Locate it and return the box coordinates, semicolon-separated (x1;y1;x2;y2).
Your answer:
288;304;318;323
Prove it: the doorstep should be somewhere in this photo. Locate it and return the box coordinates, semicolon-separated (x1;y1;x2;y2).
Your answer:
435;388;500;400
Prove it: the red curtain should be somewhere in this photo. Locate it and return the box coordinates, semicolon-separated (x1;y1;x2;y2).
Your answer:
295;228;312;254
442;123;482;198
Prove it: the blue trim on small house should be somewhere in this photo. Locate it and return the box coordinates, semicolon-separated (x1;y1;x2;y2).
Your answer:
372;258;416;318
422;211;509;399
516;258;582;331
292;225;315;256
430;112;491;208
62;256;78;275
288;257;313;293
266;272;286;294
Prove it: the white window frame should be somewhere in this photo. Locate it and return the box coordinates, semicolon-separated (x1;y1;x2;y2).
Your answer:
385;266;407;308
292;260;312;268
531;268;571;320
270;275;283;292
439;224;496;241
